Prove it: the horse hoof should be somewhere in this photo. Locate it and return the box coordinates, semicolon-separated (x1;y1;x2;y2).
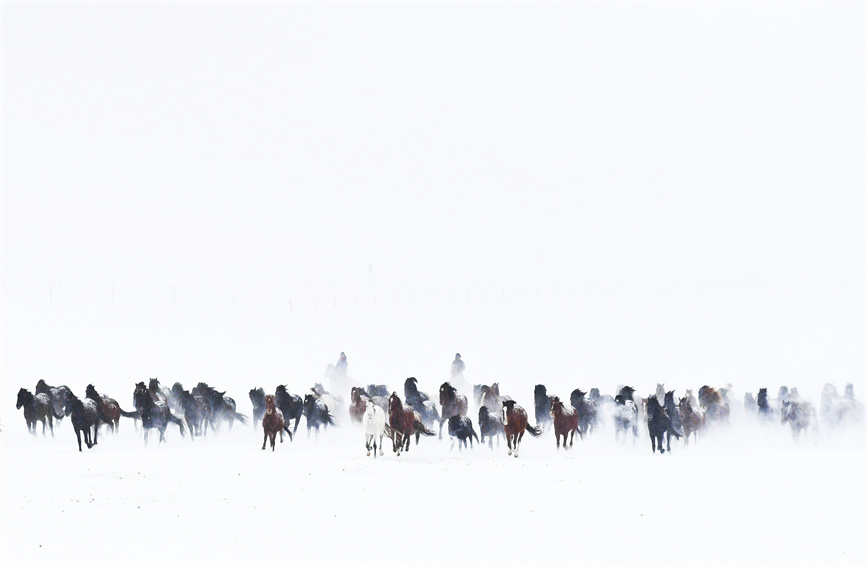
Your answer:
508;450;512;455
366;451;371;456
379;450;384;456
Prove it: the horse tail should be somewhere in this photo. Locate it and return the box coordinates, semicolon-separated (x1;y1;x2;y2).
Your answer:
234;411;248;425
471;425;480;443
325;412;337;427
525;423;542;437
119;407;140;419
413;421;436;437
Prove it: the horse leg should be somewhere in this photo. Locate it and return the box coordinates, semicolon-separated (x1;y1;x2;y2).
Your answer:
651;435;656;453
271;432;277;451
75;428;83;452
379;433;384;456
666;431;671;452
262;431;267;450
439;419;444;440
507;434;513;456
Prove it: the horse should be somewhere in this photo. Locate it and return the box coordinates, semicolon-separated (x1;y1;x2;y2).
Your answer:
534;385;554;433
303;393;336;438
34;380;72;424
613;386;639;443
250;388;266;429
699;385;730;425
479;383;508;415
261;395;286;450
312;383;342;417
757;388;773;421
478;406;504;449
821;383;865;431
178;389;208;438
679;396;703;446
570;389;597;438
663;391;684;439
743;392;757;415
439;382;468;439
350;387;388;425
63;393;101;451
133;383;186;445
387;392;435;455
16;388;62;436
274;385;304;436
148;378;171;404
781;400;815;442
502;400;541;457
363;402;386;458
192;382;248;432
646;396;677;454
550;397;579;450
447;416;479;451
404;377;440;429
85;384;138;434
365;384;390;398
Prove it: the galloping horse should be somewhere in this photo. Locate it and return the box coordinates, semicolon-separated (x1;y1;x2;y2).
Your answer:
404;377;440;430
85;384;137;434
261;395;286;450
303;393;336;438
16;388;62;436
679;396;703;445
133;383;186;445
34;380;72;424
569;388;597;438
439;382;468;440
534;384;554;433
613;386;639;443
387;392;434;456
646;396;672;454
502;400;541;457
781;400;815;442
363;402;386;458
249;388;266;429
64;393;101;451
447;416;479;451
550;397;579;450
275;385;304;437
478;406;505;449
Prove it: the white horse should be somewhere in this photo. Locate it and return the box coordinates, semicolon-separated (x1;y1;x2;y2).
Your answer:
363;402;385;458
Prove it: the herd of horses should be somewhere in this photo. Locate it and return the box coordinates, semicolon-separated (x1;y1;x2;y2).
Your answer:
14;376;864;456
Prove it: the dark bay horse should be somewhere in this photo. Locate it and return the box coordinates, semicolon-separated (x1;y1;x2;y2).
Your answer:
647;396;680;454
261;395;286;450
85;384;138;434
679;396;703;445
502;400;541;457
439;382;468;440
478;406;504;449
663;391;684;440
388;392;435;455
550;397;579;449
17;388;62;436
64;393;101;451
178;389;208;438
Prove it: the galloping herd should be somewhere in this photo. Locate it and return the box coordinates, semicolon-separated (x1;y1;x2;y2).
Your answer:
14;376;865;456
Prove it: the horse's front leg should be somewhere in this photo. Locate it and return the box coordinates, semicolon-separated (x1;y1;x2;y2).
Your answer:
262;431;267;450
439;419;444;440
75;428;83;452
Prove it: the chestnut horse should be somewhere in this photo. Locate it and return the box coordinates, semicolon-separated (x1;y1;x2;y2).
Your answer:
261;395;286;450
387;392;434;456
550;397;579;450
502;400;541;457
438;382;468;439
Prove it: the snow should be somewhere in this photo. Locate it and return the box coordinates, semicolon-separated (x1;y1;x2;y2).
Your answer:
2;404;864;567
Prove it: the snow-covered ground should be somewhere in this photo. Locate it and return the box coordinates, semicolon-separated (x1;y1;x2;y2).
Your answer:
2;402;864;567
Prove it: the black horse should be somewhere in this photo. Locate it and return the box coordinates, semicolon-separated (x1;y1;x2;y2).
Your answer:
757;388;772;420
570;388;598;438
64;393;101;451
303;393;336;438
404;377;440;429
663;391;684;441
192;382;248;432
534;384;554;433
133;383;186;445
249;387;266;429
439;382;468;440
365;384;390;398
177;389;208;438
447;415;479;451
646;396;674;454
478;406;505;449
16;388;62;436
275;385;304;437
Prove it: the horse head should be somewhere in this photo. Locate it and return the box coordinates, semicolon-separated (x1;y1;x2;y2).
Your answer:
502;399;516;425
265;395;276;414
550;396;563;418
439;382;456;405
16;388;30;409
388;392;402;413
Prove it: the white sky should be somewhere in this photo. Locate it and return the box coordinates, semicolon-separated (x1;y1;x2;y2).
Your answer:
1;2;865;404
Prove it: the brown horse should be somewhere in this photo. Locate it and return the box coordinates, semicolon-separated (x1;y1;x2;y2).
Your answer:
85;384;138;434
550;397;579;450
387;392;434;456
439;382;468;440
262;395;286;450
502;400;541;457
679;396;704;446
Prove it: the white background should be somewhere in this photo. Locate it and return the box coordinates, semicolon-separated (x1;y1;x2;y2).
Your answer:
1;3;865;566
